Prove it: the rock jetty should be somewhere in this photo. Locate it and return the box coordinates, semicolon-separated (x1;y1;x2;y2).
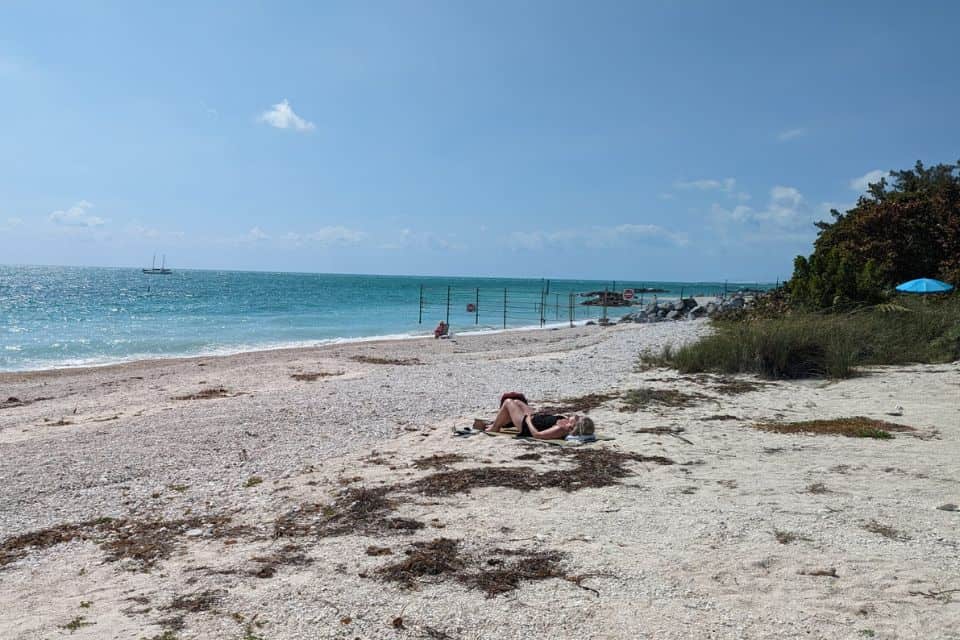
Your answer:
617;294;746;323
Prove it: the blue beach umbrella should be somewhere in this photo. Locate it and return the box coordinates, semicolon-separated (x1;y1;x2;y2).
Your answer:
895;278;954;294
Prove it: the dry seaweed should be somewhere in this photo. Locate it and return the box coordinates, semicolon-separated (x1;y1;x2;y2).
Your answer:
366;545;393;556
1;395;53;410
290;371;341;381
273;486;422;539
514;453;542;461
375;539;573;598
250;545;313;578
0;514;250;571
863;520;910;541
633;426;693;444
412;453;467;470
173;387;233;401
755;417;914;439
376;538;465;589
350;355;422;366
538;392;619;414
620;387;708;410
0;520;98;567
463;549;566;597
167;590;226;613
692;375;774;395
806;482;830;494
406;449;672;497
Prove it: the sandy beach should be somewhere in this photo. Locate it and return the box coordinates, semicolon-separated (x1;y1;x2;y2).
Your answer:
1;320;958;639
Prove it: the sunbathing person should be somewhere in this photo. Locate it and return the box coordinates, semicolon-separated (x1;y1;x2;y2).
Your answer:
482;396;594;440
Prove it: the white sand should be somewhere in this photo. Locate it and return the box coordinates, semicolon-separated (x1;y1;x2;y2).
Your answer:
1;320;958;639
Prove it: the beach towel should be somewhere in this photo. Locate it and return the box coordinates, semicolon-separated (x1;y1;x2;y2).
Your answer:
473;424;614;447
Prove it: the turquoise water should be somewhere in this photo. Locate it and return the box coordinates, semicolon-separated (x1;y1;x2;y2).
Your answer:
0;265;770;372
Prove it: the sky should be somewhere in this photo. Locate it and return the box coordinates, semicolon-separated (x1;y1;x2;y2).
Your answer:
1;1;958;282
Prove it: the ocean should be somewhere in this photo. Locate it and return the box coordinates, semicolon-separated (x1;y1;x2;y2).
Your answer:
0;265;770;372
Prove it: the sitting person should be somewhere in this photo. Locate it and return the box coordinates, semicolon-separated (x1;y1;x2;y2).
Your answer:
482;395;594;440
433;321;449;339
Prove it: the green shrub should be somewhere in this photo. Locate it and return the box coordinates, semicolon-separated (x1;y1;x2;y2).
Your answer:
787;161;960;309
642;295;959;379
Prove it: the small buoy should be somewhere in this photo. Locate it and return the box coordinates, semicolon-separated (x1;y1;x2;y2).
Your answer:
466;303;476;313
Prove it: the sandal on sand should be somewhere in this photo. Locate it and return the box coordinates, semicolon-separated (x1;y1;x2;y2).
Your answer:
453;426;479;437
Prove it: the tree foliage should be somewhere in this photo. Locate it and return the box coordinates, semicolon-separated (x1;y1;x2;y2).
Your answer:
787;160;960;308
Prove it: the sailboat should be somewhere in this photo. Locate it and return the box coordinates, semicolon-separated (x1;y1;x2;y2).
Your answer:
142;254;172;275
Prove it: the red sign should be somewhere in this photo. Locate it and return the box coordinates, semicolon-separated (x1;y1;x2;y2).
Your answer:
622;289;635;300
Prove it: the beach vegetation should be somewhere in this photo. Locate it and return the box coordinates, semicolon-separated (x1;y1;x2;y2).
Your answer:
786;160;960;308
244;476;263;488
643;294;960;379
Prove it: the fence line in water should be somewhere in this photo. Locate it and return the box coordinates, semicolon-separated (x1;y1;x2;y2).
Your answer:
416;281;755;330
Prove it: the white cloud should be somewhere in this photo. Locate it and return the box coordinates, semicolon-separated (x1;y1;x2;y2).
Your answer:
247;226;269;241
380;228;463;251
506;223;688;251
0;216;23;232
49;201;106;227
611;223;689;247
285;226;366;246
709;185;841;245
776;128;807;142
849;169;886;192
258;99;315;132
674;178;736;193
127;224;185;240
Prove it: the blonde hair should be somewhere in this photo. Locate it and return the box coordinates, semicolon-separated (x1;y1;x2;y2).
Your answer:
573;416;595;436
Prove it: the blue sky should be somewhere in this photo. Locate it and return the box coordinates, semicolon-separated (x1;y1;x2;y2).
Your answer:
1;1;958;281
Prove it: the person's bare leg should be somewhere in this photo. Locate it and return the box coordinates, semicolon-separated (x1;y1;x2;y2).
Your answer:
485;403;513;432
487;399;531;432
505;399;533;430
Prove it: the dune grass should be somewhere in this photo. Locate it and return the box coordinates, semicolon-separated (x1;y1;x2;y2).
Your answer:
640;295;960;379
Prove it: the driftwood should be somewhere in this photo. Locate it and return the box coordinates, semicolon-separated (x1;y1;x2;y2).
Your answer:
633;426;693;445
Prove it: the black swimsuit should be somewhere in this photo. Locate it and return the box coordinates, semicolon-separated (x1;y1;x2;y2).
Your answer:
520;413;566;437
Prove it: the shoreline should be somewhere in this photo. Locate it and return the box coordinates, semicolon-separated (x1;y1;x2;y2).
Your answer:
2;319;957;639
0;317;605;378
